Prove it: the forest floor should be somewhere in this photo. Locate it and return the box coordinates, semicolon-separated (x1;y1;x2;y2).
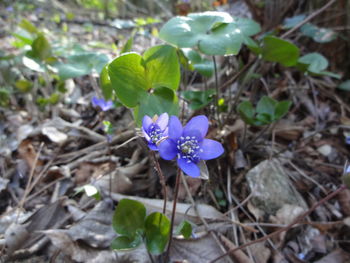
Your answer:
1;1;350;263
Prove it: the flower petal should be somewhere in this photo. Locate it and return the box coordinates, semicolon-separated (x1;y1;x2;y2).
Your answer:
183;115;208;139
156;113;169;131
142;115;153;131
101;100;113;111
198;139;224;160
177;158;200;178
159;139;178;160
142;127;151;141
91;96;101;107
148;143;158;151
168;116;183;140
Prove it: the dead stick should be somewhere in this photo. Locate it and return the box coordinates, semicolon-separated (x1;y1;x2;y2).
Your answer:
210;184;347;263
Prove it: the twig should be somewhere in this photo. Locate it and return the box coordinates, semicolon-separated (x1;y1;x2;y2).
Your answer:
210;184;348;263
212;56;222;128
180;172;234;262
151;152;167;214
226;59;259;125
17;143;44;220
243;124;270;151
281;0;337;38
164;168;182;262
287;160;328;195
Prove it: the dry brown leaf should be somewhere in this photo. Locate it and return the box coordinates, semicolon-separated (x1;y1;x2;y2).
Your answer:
4;223;30;255
270;204;305;225
67;200;116;248
42;126;68;144
18;139;43;173
177;177;202;201
338;189;350;216
170;233;231;263
44;230;117;263
274;121;303;141
249;242;271;263
219;234;254;263
314;248;350;263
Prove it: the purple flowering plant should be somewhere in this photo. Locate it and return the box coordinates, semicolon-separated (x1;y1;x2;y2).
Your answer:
158;115;224;178
91;96;114;111
142;113;169;151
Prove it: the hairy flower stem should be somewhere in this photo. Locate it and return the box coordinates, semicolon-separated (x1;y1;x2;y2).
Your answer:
165;168;181;262
151;151;167;214
210;184;348;263
212;56;222;129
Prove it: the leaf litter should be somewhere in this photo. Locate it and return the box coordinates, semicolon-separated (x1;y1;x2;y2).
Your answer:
1;1;350;262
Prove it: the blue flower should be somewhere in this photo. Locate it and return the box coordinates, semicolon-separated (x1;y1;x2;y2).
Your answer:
346;136;350;145
91;96;114;111
6;6;13;12
159;115;224;178
142;113;169;151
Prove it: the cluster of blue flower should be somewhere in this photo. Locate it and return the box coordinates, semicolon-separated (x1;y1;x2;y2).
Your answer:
91;97;224;177
142;113;224;178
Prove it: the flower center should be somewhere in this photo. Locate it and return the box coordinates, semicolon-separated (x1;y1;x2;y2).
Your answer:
177;136;201;162
148;124;163;144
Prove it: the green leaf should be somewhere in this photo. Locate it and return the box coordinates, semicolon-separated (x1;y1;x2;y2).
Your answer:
121;35;134;54
256;96;277;117
134;86;179;126
111;235;142;250
100;65;113;99
82;184;101;200
12;30;34;46
112;199;146;237
175;220;192;239
159;11;260;55
274;101;291;120
36;93;60;107
0;88;10;107
262;36;300;67
56;52;109;80
181;48;214;77
300;23;337;43
298;53;328;74
317;71;341;79
182;89;215;110
338;80;350;91
108;45;180;109
108;52;146;107
29;35;52;61
145;212;170;255
143;45;180;91
19;18;39;34
282;14;306;29
15;79;32;92
237;101;255;125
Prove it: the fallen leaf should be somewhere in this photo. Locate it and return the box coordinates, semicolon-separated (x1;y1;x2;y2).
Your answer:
67;200;117;248
314;248;350;263
338;189;350;216
44;230;117;263
170;233;231;262
219;234;254;263
42;126;68;144
18;139;44;173
270;204;305;225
